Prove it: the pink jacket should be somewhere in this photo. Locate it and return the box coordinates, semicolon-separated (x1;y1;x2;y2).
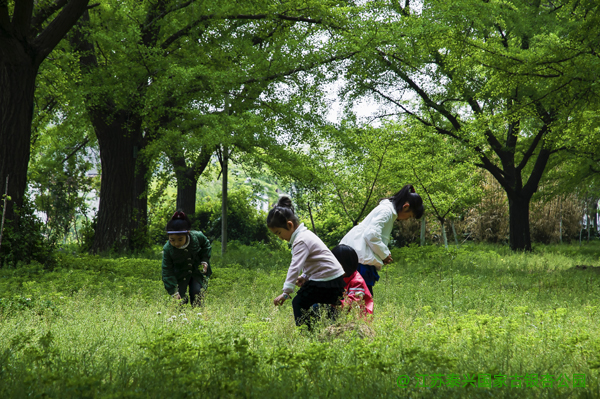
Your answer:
342;271;373;315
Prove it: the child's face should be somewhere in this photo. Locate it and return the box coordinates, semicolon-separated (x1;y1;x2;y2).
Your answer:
269;221;295;242
168;233;188;248
397;202;415;220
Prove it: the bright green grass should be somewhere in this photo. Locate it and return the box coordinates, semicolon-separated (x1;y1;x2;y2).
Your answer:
0;242;599;398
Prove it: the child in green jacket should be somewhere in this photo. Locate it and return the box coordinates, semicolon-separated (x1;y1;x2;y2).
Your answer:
162;211;212;306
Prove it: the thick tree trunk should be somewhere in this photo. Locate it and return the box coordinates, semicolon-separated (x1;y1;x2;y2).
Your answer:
0;0;89;218
72;11;149;253
176;171;197;218
485;137;551;251
90;111;147;252
172;149;213;221
0;49;37;225
0;0;89;238
508;196;532;251
133;153;148;249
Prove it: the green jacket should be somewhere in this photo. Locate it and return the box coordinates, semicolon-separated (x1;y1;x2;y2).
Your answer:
161;231;212;295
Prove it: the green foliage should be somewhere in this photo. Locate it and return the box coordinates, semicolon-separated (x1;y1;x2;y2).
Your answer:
211;240;290;271
0;198;56;268
306;205;353;248
77;216;97;253
196;186;274;246
148;184;275;248
397;122;483;221
332;0;597;250
318;125;408;225
147;194;178;247
289;124;412;229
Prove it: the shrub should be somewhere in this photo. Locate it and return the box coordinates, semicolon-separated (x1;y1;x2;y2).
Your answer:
0;198;56;268
196;186;274;246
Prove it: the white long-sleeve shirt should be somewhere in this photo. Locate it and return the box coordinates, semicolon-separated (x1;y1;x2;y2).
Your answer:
282;224;344;294
340;199;397;270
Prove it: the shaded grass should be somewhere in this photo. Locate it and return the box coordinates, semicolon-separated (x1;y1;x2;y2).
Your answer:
0;242;599;398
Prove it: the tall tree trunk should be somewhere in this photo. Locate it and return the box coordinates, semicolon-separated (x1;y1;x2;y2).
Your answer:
0;59;36;225
176;171;197;218
508;195;532;251
221;147;228;256
90;111;147;252
0;0;90;231
171;149;213;221
133;150;148;249
484;140;551;251
73;11;150;253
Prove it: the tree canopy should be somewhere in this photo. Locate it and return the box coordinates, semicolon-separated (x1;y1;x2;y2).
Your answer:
2;0;598;261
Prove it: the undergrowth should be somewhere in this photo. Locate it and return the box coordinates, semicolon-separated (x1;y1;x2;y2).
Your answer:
0;242;599;398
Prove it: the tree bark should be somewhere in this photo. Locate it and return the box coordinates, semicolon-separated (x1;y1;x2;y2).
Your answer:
308;202;316;233
176;171;197;218
73;11;151;252
0;0;89;231
0;58;36;223
221;147;228;256
90;110;148;252
172;148;213;220
508;195;532;251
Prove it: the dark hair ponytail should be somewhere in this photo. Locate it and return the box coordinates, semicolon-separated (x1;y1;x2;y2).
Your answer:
267;196;300;230
166;211;192;233
386;184;425;219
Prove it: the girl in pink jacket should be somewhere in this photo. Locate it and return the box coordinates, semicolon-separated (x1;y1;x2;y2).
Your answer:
332;244;374;315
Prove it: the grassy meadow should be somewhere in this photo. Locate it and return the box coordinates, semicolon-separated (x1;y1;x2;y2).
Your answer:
0;242;599;398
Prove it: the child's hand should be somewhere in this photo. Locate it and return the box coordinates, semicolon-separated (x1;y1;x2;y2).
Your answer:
201;262;208;274
295;276;307;287
172;293;181;300
383;254;393;264
273;294;288;306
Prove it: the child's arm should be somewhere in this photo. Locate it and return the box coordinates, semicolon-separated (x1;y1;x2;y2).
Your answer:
161;250;179;297
197;232;211;262
282;241;309;294
363;208;394;269
274;241;309;306
295;275;307;287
